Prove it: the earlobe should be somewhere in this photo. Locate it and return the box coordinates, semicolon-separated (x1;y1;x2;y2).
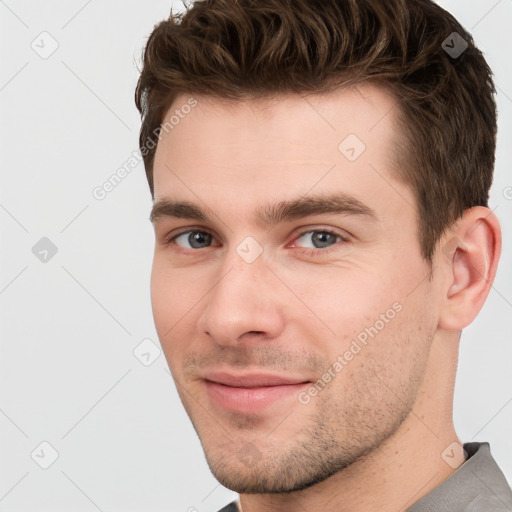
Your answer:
438;207;501;331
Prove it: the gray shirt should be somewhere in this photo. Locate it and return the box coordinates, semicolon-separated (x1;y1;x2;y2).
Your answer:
217;442;512;511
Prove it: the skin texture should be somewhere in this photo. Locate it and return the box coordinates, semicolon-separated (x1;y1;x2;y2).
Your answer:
150;83;501;512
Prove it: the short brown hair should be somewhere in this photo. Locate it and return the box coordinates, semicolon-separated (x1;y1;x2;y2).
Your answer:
135;0;497;262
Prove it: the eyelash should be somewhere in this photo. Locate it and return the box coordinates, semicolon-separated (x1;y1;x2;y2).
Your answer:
163;228;349;256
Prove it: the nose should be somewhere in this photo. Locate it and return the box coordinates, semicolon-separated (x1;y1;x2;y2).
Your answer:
196;248;286;347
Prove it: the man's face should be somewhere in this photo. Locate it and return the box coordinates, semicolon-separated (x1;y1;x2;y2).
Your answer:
150;84;440;493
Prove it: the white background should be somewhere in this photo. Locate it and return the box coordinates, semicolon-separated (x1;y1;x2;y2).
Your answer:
0;1;511;510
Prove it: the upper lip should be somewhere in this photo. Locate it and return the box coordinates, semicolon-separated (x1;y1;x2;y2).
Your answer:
202;371;310;388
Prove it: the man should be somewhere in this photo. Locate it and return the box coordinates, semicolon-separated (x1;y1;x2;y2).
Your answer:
135;0;512;510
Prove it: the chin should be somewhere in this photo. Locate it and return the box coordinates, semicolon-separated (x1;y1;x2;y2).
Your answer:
202;443;351;495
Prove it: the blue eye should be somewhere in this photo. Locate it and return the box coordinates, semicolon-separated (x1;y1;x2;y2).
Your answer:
294;230;344;250
167;230;214;249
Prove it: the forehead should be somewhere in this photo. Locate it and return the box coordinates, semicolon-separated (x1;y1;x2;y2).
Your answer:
159;82;398;144
151;83;408;222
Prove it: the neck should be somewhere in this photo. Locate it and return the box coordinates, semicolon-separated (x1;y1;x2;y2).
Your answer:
238;332;463;512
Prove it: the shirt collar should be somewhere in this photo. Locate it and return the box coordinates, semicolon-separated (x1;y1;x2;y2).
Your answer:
406;442;512;511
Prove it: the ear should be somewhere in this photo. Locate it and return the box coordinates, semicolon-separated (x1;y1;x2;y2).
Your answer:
437;206;501;331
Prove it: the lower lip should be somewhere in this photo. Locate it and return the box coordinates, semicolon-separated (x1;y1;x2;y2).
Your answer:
204;380;310;414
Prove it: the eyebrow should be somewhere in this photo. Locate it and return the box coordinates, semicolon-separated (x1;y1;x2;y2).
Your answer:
149;192;379;226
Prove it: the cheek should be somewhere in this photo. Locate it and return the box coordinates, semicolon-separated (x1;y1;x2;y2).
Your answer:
342;280;435;392
283;255;432;361
281;262;399;335
150;261;192;354
150;257;199;323
150;260;171;334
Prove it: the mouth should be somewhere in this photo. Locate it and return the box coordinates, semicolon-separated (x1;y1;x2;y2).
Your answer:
201;371;311;414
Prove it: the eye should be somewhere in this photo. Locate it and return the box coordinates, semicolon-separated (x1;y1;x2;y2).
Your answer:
165;230;215;250
292;229;348;253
